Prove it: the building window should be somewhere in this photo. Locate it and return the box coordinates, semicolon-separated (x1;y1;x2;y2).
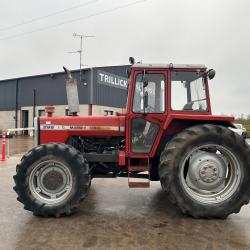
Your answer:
104;110;114;116
38;110;45;117
65;108;69;116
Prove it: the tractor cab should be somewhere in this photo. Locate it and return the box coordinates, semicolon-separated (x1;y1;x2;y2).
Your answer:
126;63;215;158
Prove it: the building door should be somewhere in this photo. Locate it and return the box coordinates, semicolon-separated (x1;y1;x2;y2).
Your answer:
22;110;29;135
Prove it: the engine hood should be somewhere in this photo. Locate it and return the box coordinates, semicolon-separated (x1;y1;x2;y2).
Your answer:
39;115;126;133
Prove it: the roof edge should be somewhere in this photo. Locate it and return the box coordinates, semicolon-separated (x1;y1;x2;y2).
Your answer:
132;63;206;69
0;64;130;83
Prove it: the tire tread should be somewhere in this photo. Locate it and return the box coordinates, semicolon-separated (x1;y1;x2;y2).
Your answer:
159;124;250;219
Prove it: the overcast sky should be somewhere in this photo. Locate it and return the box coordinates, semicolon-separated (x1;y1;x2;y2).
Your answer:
0;0;249;116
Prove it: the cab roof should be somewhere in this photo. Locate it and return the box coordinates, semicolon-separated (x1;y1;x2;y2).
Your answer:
131;63;206;69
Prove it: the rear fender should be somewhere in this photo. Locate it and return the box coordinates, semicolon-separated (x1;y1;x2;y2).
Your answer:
155;116;235;157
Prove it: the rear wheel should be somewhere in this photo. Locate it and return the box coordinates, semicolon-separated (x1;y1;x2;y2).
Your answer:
159;124;250;218
13;143;91;217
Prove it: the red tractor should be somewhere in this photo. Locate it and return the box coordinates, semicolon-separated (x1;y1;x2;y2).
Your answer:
14;59;250;218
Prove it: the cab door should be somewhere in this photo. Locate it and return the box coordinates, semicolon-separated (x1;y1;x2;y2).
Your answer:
126;69;168;158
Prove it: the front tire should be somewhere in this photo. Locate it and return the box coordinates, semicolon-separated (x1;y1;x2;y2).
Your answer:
159;124;250;219
13;143;91;217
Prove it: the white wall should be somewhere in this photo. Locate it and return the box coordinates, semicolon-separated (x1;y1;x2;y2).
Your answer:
0;110;16;130
0;105;125;129
92;105;124;115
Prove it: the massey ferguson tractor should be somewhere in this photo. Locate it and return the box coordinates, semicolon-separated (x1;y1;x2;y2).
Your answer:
13;59;250;219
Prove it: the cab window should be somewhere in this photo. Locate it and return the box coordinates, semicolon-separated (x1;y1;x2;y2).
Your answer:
133;73;165;113
171;71;208;112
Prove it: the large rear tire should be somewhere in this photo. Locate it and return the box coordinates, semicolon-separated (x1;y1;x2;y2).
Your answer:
159;124;250;219
13;143;91;217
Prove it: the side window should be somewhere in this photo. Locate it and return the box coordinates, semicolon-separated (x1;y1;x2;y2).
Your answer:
171;71;208;112
133;73;165;113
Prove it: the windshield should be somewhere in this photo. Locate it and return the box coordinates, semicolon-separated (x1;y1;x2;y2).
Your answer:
171;71;208;112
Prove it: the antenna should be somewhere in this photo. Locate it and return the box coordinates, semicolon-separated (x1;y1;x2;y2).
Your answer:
68;33;95;82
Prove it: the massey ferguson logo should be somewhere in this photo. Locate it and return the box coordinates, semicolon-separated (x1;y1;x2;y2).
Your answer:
97;70;128;90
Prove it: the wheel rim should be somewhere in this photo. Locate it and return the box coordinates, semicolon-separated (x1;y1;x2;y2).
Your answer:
179;144;242;204
29;160;73;204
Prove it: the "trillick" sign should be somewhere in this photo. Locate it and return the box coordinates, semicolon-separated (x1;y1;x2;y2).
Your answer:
97;70;128;90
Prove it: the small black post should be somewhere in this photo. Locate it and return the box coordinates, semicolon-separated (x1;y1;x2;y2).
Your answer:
15;80;19;128
33;89;36;126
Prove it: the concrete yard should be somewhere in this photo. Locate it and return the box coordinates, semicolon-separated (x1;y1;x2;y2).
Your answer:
0;138;250;250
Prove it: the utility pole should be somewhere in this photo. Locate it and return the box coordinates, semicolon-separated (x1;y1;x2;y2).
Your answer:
69;33;95;82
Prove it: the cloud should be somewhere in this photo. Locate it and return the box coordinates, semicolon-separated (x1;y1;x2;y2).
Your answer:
0;0;249;115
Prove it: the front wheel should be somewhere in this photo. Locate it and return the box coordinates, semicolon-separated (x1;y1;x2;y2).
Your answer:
13;143;91;217
159;124;250;219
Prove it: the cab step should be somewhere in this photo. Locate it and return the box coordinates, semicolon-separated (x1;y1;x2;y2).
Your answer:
128;166;149;172
128;158;151;188
128;181;150;188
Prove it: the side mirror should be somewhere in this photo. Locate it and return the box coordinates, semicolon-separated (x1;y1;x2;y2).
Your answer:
207;69;216;80
129;57;135;65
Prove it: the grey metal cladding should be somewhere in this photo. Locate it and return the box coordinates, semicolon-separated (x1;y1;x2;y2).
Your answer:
0;80;16;111
18;74;67;107
0;65;129;111
0;70;91;111
39;70;91;105
92;65;130;108
73;70;91;105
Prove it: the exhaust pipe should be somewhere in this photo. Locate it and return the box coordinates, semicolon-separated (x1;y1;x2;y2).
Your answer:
63;66;80;116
